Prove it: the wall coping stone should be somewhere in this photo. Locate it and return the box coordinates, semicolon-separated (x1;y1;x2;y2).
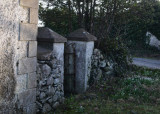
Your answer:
67;28;97;41
37;27;67;43
20;0;39;9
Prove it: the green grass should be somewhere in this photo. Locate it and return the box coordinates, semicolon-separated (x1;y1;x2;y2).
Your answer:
54;66;160;114
130;49;160;60
55;98;160;114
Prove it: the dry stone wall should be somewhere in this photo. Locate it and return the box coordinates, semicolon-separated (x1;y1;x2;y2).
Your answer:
89;49;114;85
0;0;38;113
37;52;64;113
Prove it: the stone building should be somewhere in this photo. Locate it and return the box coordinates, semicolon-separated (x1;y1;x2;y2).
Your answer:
0;0;38;113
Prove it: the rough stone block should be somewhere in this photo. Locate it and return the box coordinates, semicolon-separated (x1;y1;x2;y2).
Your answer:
30;8;38;24
28;41;37;57
28;72;37;89
20;0;39;8
20;23;37;41
40;64;51;76
53;102;59;108
18;89;36;107
15;74;27;93
18;57;37;75
20;7;29;23
26;103;36;114
17;41;28;59
42;103;52;113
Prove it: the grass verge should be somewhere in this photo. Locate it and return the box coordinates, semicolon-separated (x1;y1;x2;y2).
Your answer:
54;66;160;114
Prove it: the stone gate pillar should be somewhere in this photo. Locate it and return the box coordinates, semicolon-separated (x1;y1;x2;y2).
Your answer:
0;0;38;113
37;27;67;113
66;28;97;93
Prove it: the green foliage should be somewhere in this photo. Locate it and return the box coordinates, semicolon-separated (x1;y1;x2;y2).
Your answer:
109;66;160;102
112;77;153;101
133;65;160;79
54;66;160;114
39;0;160;41
39;0;160;51
148;2;160;39
39;3;79;36
123;0;160;49
99;38;131;77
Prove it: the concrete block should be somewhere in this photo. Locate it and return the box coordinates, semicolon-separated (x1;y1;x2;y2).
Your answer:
28;72;37;89
20;0;39;8
15;74;27;93
18;57;37;75
17;41;28;59
20;23;37;41
28;41;37;57
30;8;38;24
18;89;36;107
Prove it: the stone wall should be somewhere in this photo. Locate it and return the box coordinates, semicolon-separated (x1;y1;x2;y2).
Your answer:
37;44;64;113
146;32;160;50
89;49;114;85
0;0;38;113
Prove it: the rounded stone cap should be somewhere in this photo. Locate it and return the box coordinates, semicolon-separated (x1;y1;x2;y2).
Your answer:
67;28;97;41
37;27;67;43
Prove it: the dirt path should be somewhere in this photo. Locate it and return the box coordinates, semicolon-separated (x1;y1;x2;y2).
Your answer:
133;58;160;69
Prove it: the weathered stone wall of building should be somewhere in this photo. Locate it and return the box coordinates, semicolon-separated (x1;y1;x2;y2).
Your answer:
0;0;38;113
37;44;64;113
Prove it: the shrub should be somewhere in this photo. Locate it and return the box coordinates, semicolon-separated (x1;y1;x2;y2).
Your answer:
98;37;132;77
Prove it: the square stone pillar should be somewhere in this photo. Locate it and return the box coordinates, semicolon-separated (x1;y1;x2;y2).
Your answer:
37;27;67;113
66;28;97;94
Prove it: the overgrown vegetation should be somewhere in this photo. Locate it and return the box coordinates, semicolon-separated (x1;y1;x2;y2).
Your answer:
39;0;160;49
131;46;160;59
99;38;131;77
54;66;160;113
